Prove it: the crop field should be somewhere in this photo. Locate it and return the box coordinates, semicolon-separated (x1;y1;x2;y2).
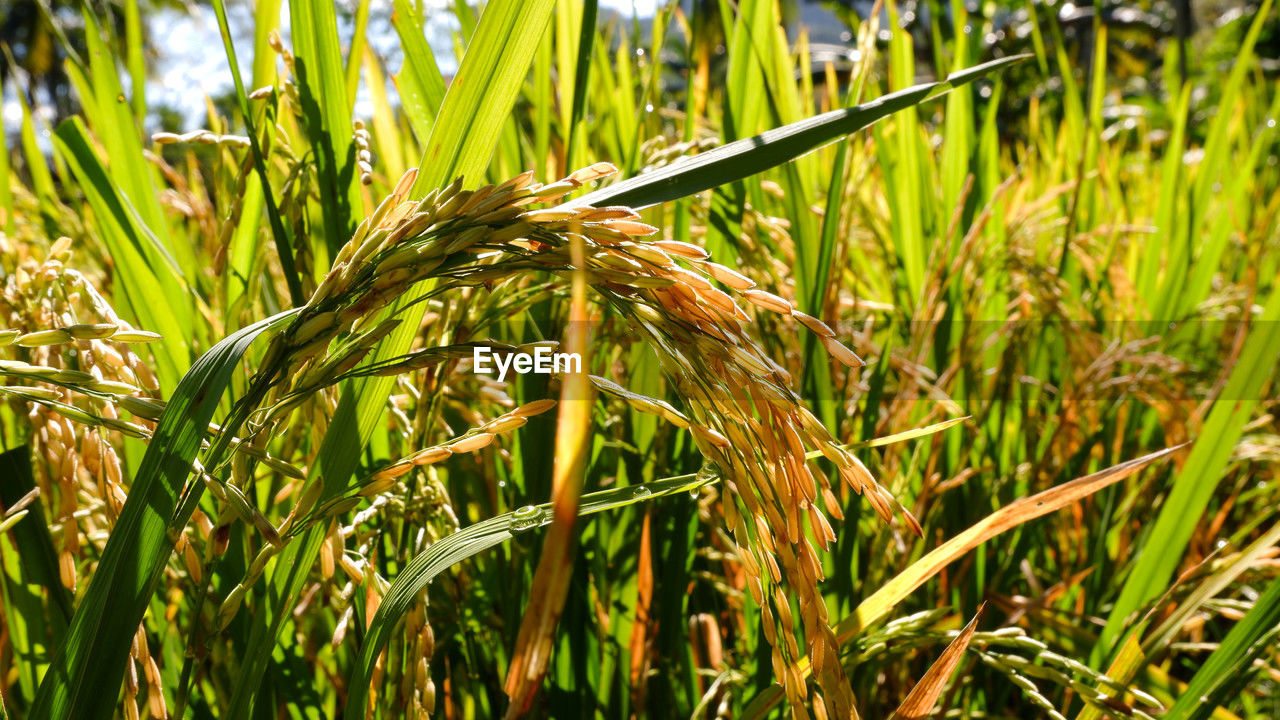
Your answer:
1;0;1278;718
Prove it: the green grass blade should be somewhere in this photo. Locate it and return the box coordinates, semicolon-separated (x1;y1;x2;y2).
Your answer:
0;97;14;235
210;0;306;306
124;0;146;120
75;8;194;286
1161;574;1280;720
391;0;449;144
29;311;294;720
344;471;713;716
1;446;72;709
565;0;598;167
345;0;373;106
570;56;1028;210
251;0;284;87
0;448;72;625
410;0;556;193
290;0;362;257
1098;283;1280;658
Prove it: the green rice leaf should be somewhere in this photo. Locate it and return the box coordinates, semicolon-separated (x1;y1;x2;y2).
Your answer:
1161;575;1280;720
289;0;362;257
344;471;713;716
29;311;295;720
571;56;1028;210
1099;282;1280;658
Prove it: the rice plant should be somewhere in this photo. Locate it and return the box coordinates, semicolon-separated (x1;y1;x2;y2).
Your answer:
1;0;1278;718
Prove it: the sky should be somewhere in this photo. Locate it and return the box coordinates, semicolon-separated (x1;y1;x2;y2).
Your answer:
3;0;660;139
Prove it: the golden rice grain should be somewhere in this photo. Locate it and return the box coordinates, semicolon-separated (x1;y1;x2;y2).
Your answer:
702;261;756;290
580;206;639;221
446;432;495;454
59;551;76;590
370;463;414;481
110;329;162;343
409;447;453;465
567;161;618;184
17;329;73;346
742;289;793;315
390;167;420;201
521;208;581;223
66;323;118;339
616;242;675;268
819;335;863;367
692;425;731;448
511;398;558;417
606;220;660;237
792;312;835;338
483;415;528;434
652;240;709;260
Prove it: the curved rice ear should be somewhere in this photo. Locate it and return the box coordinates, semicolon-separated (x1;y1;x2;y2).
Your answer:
741;445;1184;719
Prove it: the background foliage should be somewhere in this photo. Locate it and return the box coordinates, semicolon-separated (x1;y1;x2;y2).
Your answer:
1;0;1279;718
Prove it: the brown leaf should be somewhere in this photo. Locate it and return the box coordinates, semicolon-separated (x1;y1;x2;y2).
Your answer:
502;232;596;718
891;604;985;719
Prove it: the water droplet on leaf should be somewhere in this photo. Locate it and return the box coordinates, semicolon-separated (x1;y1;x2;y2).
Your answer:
508;505;542;532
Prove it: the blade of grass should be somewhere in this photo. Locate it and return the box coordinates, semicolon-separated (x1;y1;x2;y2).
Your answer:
29;311;295;720
345;0;372;107
343;471;712;716
1161;575;1280;720
564;0;597;168
0;89;15;233
123;0;145;121
851;417;970;449
1145;519;1280;657
569;55;1028;210
0;448;72;625
77;8;189;277
210;0;306;306
1080;519;1280;720
391;0;448;144
290;0;362;257
251;0;284;87
1098;283;1280;659
1;446;72;706
410;0;556;194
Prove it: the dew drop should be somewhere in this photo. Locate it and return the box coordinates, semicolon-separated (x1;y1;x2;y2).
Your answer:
695;462;722;484
631;485;652;499
508;505;542;532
